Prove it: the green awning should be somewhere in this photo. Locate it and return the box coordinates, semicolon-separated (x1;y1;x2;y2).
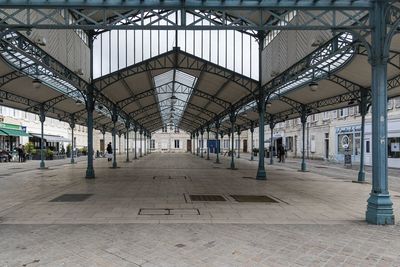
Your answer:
0;129;31;137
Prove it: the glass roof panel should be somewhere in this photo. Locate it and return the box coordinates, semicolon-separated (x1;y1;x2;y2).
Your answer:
153;69;196;127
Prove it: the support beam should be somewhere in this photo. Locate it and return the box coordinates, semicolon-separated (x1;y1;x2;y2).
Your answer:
269;120;275;165
200;128;204;158
85;84;95;179
111;106;118;169
250;122;254;161
196;132;199;156
356;90;368;183
125;121;131;162
236;126;241;159
366;0;394;225
300;106;307;172
69;115;76;164
215;120;221;164
134;126;138;159
256;32;266;180
39;104;46;169
230;111;236;170
139;128;143;157
206;126;210;160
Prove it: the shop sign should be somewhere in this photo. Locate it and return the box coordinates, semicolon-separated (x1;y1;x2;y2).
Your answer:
336;125;361;134
0;123;22;130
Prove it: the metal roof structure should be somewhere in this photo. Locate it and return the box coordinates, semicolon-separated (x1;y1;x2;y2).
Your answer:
0;0;399;224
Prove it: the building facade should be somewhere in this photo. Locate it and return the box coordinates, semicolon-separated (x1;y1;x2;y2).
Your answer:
249;97;400;168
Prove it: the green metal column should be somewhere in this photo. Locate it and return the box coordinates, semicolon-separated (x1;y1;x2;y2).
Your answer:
134;126;138;159
366;0;394;225
39;104;46;169
256;32;266;180
196;132;199;156
300;107;307;172
144;132;147;156
139;128;143;157
269;120;274;165
237;126;241;159
125;121;130;162
118;131;122;155
69;115;75;164
206;127;210;160
111;107;118;169
250;122;254;161
200;128;204;158
86;33;95;179
215;120;221;164
85;85;95;178
357;90;368;182
230;112;236;170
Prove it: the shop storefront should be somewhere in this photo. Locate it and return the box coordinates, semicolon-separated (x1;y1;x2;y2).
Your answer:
0;123;30;152
335;125;361;163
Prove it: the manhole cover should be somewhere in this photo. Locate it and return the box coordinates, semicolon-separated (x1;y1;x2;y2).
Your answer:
189;195;226;201
139;208;200;215
50;194;93;202
230;195;278;203
315;166;328;169
242;176;255;179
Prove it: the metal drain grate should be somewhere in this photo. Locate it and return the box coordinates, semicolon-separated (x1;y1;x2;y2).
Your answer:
230;195;278;203
315;166;328;169
139;208;200;215
242;176;255;179
153;175;188;180
50;194;93;202
189;195;226;201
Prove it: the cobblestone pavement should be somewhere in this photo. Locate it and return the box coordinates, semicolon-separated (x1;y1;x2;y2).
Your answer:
0;152;399;266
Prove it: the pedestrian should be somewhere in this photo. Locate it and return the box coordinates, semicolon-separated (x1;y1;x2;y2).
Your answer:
17;144;23;163
278;144;285;163
106;142;113;162
21;145;26;162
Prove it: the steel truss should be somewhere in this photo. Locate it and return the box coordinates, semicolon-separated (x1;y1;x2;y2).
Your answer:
0;2;372;32
0;31;147;133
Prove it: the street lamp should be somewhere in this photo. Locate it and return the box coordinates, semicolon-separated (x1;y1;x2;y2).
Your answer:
309;81;318;92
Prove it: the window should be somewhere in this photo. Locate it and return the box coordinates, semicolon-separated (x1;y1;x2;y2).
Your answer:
235;139;239;149
223;139;230;149
332;110;337;119
162;125;167;133
285;136;293;151
174;127;180;133
395;97;400;108
388;137;400;158
388;99;394;110
150;139;155;149
366;140;370;153
174;140;179;149
311;114;318;122
264;11;297;47
339;108;348;118
323;112;330;121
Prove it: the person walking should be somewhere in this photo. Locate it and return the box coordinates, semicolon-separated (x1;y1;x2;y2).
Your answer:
278;144;285;163
106;142;113;162
17;144;23;163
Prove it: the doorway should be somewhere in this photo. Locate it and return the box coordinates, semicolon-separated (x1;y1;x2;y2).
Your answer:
325;133;329;159
243;139;248;152
100;139;105;153
187;140;192;152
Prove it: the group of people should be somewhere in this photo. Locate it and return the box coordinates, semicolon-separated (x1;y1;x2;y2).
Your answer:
17;144;26;162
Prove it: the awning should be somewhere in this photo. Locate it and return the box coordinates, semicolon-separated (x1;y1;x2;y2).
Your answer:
30;133;71;142
0;128;31;137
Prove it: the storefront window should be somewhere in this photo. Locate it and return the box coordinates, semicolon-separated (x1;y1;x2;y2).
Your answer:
337;133;353;154
388;137;400;158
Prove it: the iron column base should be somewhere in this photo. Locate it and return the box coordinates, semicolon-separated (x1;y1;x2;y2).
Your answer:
357;171;366;183
85;168;95;179
366;193;395;225
256;169;266;180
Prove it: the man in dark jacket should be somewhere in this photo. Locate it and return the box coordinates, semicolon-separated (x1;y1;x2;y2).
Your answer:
106;142;112;161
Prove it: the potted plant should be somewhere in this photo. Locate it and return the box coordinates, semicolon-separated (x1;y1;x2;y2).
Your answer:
46;148;54;160
24;142;36;160
81;147;88;156
252;148;259;156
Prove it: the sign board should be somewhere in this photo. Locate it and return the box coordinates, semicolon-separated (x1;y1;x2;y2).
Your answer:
391;143;400;152
344;148;352;167
341;135;350;149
